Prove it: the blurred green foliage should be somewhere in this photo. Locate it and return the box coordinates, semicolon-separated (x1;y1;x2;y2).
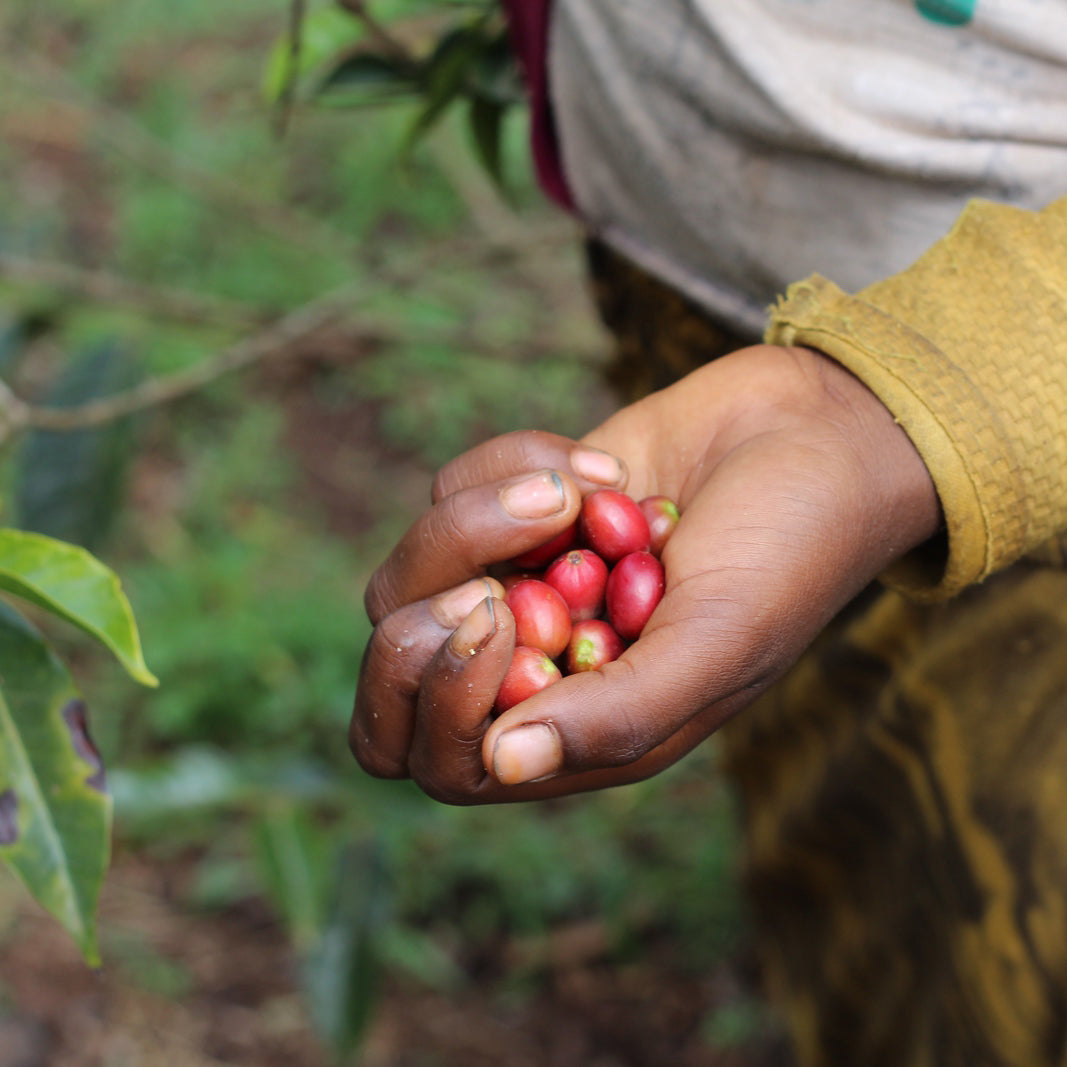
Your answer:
0;0;749;1059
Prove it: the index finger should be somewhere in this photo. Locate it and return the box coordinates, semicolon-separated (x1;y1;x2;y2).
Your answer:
431;430;628;503
366;469;582;624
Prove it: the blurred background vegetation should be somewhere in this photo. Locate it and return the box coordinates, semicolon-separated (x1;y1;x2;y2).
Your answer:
0;2;775;1064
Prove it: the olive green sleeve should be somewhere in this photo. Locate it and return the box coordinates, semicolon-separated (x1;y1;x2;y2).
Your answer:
765;194;1067;601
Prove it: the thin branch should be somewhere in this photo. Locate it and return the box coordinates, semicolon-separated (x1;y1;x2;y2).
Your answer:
16;281;361;434
358;317;606;367
0;302;605;444
0;380;30;443
336;0;420;67
426;125;591;317
273;0;307;138
0;253;270;329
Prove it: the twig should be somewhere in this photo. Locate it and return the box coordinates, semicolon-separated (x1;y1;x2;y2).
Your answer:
426;125;589;316
9;281;361;435
0;299;605;444
273;0;307;138
335;0;419;67
0;253;270;329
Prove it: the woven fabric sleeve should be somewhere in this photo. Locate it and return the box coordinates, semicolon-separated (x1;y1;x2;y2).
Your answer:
765;194;1067;602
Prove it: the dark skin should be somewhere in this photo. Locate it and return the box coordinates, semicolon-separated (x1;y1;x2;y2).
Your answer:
351;344;942;804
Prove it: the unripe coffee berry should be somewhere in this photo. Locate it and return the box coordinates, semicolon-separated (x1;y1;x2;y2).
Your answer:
566;619;625;674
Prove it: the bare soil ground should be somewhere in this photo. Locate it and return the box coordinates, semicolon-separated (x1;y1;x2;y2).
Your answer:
0;850;792;1067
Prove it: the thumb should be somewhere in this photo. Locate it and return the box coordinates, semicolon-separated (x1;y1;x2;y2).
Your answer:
480;587;776;787
479;471;858;787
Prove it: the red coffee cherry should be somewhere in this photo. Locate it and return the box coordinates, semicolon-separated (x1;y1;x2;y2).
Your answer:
510;522;578;569
544;549;609;622
606;551;665;640
579;489;651;563
505;579;572;659
495;647;562;713
500;571;539;594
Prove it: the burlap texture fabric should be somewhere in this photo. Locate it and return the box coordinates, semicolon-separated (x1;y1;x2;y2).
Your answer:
723;567;1067;1067
586;222;1067;1067
766;194;1067;601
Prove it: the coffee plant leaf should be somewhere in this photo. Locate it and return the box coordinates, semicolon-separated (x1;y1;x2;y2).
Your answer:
14;340;137;553
0;529;157;687
262;5;366;104
0;600;110;965
303;838;391;1056
254;803;331;950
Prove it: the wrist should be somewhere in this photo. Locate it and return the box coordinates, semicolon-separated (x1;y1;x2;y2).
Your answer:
787;344;943;566
696;343;943;572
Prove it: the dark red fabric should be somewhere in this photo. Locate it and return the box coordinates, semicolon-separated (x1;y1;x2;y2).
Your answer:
501;0;574;210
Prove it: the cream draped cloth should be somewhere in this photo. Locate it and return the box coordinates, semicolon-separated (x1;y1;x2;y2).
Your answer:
549;0;1067;598
549;0;1067;335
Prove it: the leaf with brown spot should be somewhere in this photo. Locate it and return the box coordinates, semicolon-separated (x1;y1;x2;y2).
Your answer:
0;600;111;965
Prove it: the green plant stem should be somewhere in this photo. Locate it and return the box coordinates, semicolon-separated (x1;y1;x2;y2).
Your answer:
273;0;307;138
335;0;420;67
0;282;357;438
0;253;270;330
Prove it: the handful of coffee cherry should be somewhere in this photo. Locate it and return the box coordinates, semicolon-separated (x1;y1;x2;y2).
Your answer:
494;490;679;713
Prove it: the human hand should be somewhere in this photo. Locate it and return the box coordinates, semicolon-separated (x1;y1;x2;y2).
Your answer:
351;345;940;803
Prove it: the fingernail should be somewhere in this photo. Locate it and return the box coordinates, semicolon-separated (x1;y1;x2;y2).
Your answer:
571;447;625;486
493;724;562;784
433;578;502;629
499;471;566;519
449;597;497;657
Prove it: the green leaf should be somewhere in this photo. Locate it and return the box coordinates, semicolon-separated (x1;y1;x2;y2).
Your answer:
0;600;111;964
262;5;366;104
14;341;137;552
404;21;490;147
465;28;522;106
0;314;25;379
467;94;506;192
303;839;390;1056
254;804;331;949
313;51;418;104
110;746;341;826
0;529;157;687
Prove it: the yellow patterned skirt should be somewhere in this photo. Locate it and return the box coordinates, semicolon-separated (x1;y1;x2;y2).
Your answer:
587;239;1067;1067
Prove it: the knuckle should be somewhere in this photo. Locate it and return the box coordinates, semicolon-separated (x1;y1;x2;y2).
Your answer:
602;708;657;767
409;765;475;806
365;567;400;626
514;429;563;470
407;729;488;802
348;723;407;779
408;738;486;806
430;466;452;505
373;606;431;663
413;775;472;806
431;492;471;551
